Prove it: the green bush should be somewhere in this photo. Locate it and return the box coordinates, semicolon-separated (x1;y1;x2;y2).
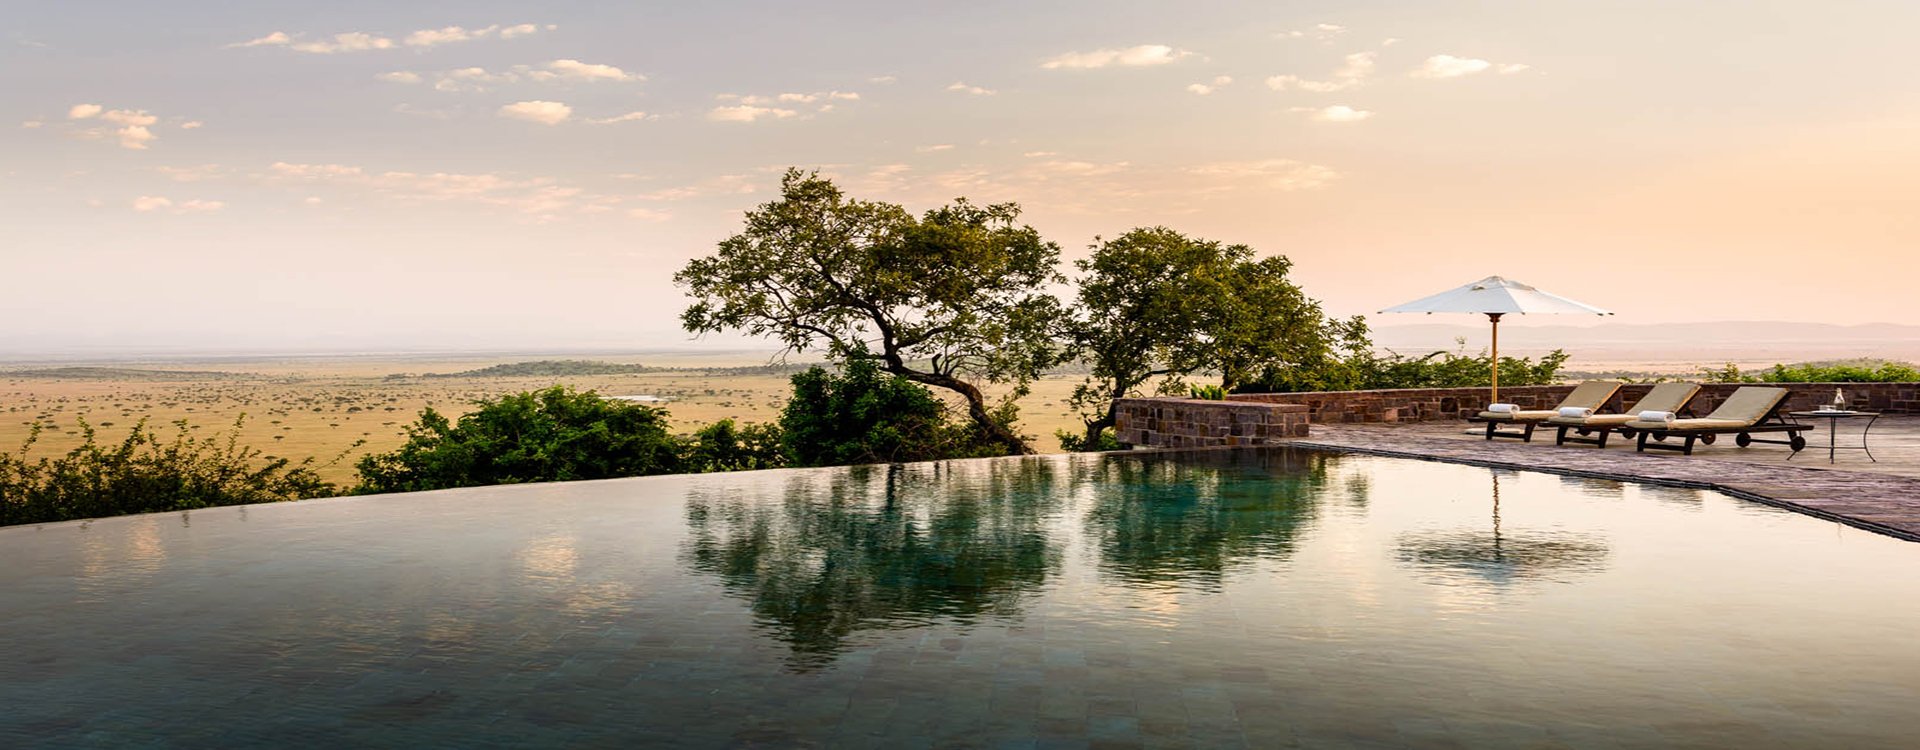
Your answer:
353;386;685;494
1;417;337;527
779;357;1008;467
1238;340;1570;393
1188;384;1228;400
684;419;787;473
1056;427;1124;452
1703;360;1920;384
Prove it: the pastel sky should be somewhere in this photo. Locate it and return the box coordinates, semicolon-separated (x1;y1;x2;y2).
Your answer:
5;0;1919;352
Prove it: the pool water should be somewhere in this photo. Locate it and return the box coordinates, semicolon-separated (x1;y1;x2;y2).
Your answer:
4;449;1919;748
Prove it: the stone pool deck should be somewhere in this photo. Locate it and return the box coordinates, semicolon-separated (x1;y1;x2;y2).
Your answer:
1291;416;1920;543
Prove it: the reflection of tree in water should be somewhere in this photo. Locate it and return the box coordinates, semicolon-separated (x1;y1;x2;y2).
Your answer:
1083;448;1341;590
1396;472;1611;587
682;460;1062;669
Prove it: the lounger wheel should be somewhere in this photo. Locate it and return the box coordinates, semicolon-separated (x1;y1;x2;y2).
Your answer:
1620;428;1637;439
1735;433;1752;448
1790;435;1807;452
1701;434;1717;446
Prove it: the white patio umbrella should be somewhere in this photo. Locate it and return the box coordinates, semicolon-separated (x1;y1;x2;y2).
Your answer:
1379;276;1611;404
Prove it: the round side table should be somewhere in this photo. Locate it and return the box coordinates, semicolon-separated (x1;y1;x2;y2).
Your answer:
1787;411;1879;464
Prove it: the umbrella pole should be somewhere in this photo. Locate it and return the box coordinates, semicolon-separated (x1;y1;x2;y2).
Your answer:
1488;312;1503;404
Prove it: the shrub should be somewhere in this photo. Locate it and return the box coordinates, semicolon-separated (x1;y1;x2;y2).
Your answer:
0;417;337;527
1703;360;1920;384
353;386;684;494
1056;427;1124;452
779;357;1008;467
683;419;787;473
1189;384;1227;400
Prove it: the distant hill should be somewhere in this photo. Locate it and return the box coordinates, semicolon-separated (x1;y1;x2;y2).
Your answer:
1370;321;1920;370
0;367;249;381
417;360;661;379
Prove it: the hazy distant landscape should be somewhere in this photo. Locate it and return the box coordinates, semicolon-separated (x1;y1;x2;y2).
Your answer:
5;320;1911;485
0;351;1090;485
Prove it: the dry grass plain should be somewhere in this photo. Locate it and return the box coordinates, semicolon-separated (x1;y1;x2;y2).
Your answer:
0;352;1092;487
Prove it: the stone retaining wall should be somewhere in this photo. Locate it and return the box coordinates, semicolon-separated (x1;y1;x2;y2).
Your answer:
1228;382;1920;424
1113;398;1310;448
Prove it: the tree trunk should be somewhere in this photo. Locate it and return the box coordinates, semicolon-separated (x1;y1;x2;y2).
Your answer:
888;366;1032;454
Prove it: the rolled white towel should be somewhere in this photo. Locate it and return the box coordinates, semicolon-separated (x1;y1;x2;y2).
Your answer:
1558;406;1594;419
1637;410;1677;423
1487;403;1518;413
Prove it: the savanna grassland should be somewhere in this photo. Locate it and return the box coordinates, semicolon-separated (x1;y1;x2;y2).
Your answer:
0;352;1091;486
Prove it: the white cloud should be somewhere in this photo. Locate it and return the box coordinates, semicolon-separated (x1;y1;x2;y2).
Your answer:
708;105;798;122
1041;44;1191;70
20;120;43;129
404;26;483;47
390;60;647;91
916;144;955;152
262;161;611;221
179;120;204;129
1187;75;1233;95
1292;105;1373;122
1277;24;1346;41
869;75;897;84
230;31;291;48
1188;159;1340;191
63;105;166;149
1382;37;1403;47
1266;52;1374;92
154;164;224;182
1412;54;1492;79
291;32;395;54
1497;63;1532;74
586;111;652;124
543;59;644;82
947;81;995;95
500;23;548;39
132;196;224;213
499;100;573;125
632;174;758;201
234;23;550;53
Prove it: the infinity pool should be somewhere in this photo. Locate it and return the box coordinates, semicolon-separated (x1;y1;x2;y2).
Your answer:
4;449;1919;748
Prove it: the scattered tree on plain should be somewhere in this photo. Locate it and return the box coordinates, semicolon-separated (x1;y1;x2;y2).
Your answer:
676;169;1067;455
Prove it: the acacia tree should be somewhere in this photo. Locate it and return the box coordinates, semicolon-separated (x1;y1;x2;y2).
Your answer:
676;169;1065;454
1064;228;1240;449
1064;228;1367;449
1207;255;1369;392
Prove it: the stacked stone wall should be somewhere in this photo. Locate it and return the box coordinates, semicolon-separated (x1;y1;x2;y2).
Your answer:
1113;399;1310;448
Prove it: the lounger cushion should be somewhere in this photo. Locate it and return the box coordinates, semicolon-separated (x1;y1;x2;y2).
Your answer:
1705;386;1789;422
1629;383;1702;415
1478;410;1557;421
1559;380;1623;411
1625;417;1752;431
1548;413;1638;427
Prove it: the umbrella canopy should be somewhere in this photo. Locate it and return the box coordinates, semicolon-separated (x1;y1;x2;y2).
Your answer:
1379;276;1611;403
1380;275;1611;316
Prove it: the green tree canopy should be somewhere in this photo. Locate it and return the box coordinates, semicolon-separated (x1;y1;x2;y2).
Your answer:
1062;227;1364;448
676;169;1066;454
779;355;1001;466
353;386;684;493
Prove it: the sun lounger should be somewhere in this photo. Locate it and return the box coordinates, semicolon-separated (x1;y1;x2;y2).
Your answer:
1468;380;1623;442
1626;386;1809;455
1549;382;1702;448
